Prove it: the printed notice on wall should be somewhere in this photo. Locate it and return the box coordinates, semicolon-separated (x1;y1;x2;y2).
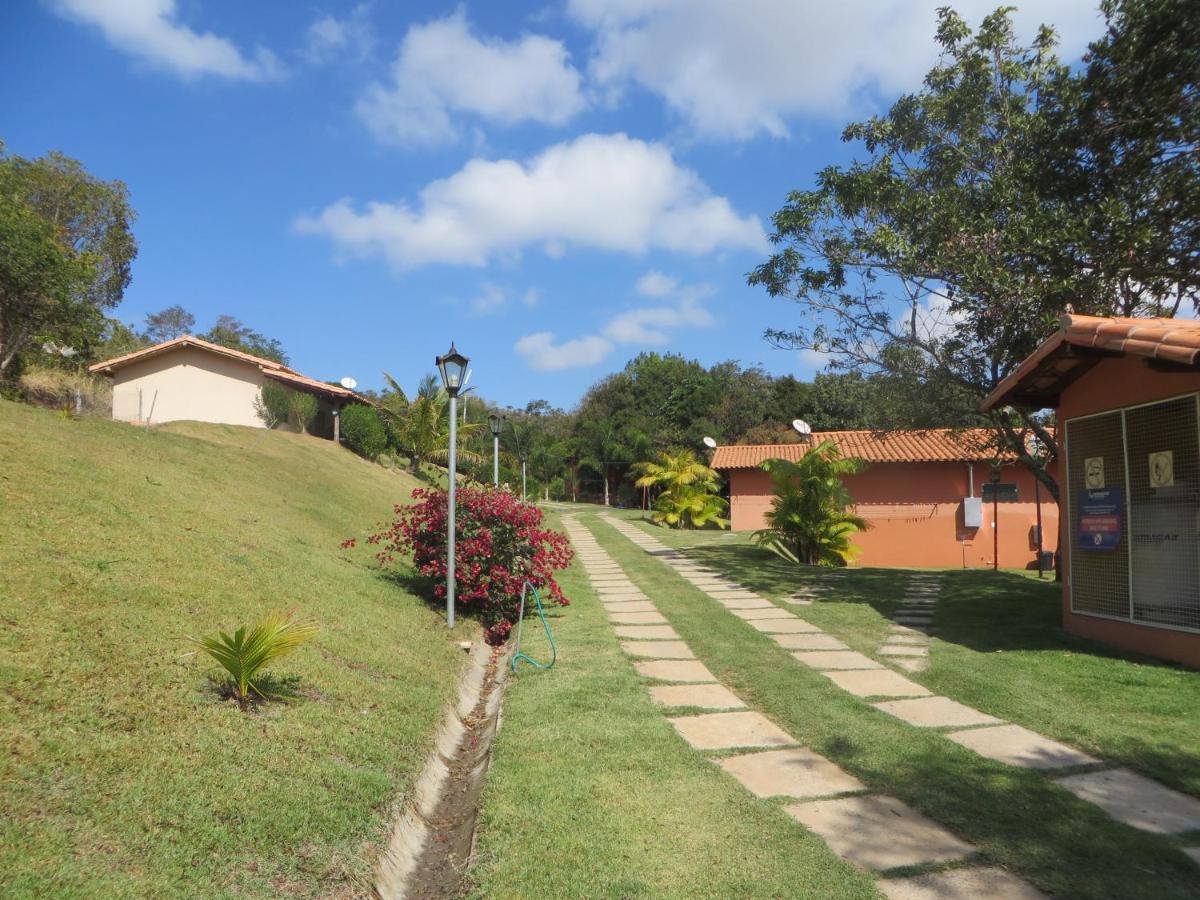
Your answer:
1079;487;1122;550
1084;457;1105;489
1149;450;1175;488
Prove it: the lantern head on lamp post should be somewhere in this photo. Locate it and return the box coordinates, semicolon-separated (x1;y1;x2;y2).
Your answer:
488;413;504;486
436;343;470;629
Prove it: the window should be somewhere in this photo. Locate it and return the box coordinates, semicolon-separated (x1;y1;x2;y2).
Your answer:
982;483;1019;502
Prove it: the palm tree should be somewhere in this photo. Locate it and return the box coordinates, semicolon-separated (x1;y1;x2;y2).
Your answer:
634;449;728;529
379;372;483;475
752;440;869;566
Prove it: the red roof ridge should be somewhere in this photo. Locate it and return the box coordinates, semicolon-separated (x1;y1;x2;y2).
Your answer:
89;334;299;374
712;428;1004;470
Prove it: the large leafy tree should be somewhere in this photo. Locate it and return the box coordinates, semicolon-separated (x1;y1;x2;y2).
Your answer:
753;442;869;567
749;5;1197;503
144;305;196;343
0;146;136;376
203;315;287;364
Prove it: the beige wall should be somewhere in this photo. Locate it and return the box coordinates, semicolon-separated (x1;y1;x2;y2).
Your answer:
111;347;265;428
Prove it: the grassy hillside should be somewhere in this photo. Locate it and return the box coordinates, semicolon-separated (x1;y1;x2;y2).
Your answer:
0;402;469;898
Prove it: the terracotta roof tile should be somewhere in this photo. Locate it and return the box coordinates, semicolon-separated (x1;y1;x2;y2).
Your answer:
711;429;1000;470
983;315;1200;410
89;335;298;374
90;335;370;404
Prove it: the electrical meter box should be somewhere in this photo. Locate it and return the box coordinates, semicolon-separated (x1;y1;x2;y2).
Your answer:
963;497;983;528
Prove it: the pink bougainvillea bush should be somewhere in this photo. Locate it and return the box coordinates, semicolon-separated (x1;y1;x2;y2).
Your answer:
361;486;572;642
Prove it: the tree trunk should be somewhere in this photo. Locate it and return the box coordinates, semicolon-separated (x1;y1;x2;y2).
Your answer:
603;469;610;506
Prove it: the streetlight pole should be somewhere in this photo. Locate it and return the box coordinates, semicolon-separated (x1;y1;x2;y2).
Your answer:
436;343;470;629
990;464;1001;572
488;414;503;487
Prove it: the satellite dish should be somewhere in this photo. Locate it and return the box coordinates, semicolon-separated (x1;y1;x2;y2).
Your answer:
340;377;357;390
702;436;717;449
792;419;812;435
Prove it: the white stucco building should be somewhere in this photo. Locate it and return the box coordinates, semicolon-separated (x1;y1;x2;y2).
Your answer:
89;335;362;435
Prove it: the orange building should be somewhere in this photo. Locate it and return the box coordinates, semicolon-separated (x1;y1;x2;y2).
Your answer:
712;430;1057;570
985;314;1200;668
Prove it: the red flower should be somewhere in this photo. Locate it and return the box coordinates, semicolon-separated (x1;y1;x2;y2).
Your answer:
349;486;573;636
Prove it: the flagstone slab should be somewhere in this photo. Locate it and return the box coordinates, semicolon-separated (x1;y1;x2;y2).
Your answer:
879;645;929;657
603;602;657;614
749;617;822;634
1182;847;1200;866
887;634;930;645
890;624;936;636
771;633;849;651
707;591;767;601
621;640;695;660
611;611;668;625
784;795;974;871
649;683;746;710
822;669;931;698
880;867;1047;899
634;659;716;682
614;624;680;640
667;711;797;750
794;650;884;671
730;606;796;621
715;597;775;609
719;748;864;799
599;594;648;604
948;724;1099;770
895;617;935;627
873;696;1002;728
1054;768;1200;834
893;658;930;673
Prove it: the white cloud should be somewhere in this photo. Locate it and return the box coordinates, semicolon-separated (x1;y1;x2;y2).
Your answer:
356;10;584;146
469;282;508;314
798;348;832;371
514;272;716;370
605;273;715;343
304;3;375;64
49;0;284;81
514;332;613;371
634;269;678;298
568;0;1102;140
294;133;766;268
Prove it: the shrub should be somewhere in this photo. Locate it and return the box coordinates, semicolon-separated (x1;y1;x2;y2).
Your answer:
363;486;572;635
190;610;319;708
634;449;728;529
288;390;319;434
257;381;291;428
340;403;387;460
751;441;869;566
18;366;111;415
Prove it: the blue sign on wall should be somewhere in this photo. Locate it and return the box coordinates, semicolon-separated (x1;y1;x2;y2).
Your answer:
1079;487;1122;550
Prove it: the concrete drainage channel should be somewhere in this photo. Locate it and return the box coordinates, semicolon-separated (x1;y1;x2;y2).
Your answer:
374;640;513;900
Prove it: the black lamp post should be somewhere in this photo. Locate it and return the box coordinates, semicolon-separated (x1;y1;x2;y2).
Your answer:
990;463;1002;572
488;414;504;486
435;343;469;628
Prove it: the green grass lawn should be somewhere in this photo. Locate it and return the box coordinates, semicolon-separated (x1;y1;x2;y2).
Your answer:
591;508;1200;896
604;508;1200;801
0;401;470;898
468;508;881;899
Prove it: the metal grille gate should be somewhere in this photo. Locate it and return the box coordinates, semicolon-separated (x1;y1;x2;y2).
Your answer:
1066;393;1200;633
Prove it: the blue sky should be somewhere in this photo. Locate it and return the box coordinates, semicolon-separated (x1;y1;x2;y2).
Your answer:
1;1;1105;408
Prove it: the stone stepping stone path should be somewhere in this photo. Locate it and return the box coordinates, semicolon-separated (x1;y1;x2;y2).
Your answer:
876;574;942;673
561;516;998;891
593;513;1200;866
582;517;1044;893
